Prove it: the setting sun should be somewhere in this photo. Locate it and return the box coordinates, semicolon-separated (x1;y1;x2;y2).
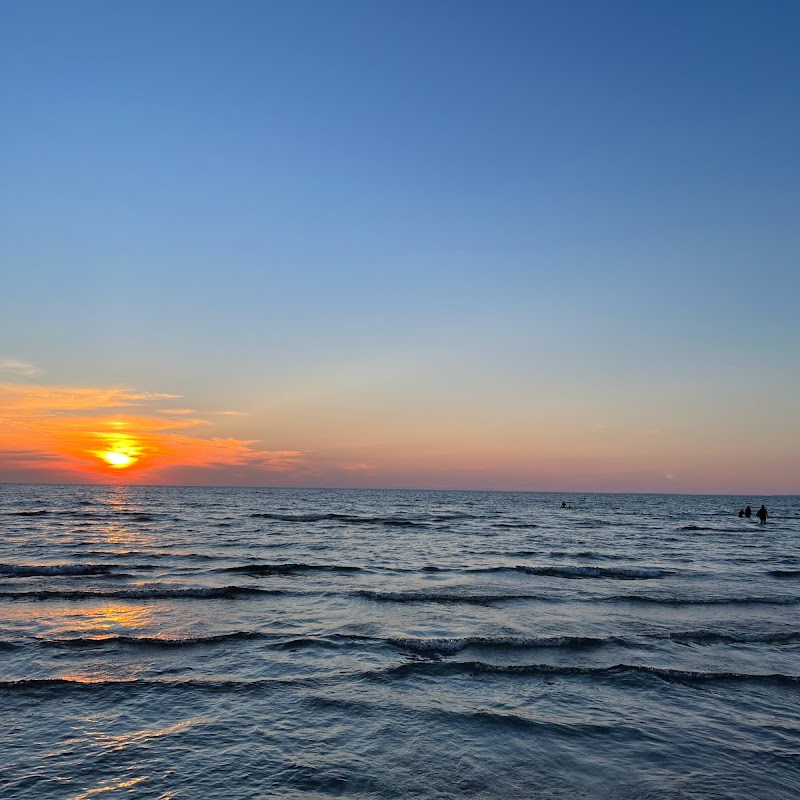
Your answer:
100;451;135;468
89;429;147;472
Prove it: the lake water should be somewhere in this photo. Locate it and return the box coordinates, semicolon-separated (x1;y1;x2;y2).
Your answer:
1;484;798;799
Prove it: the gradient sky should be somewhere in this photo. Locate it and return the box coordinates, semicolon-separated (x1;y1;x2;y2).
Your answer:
1;0;798;492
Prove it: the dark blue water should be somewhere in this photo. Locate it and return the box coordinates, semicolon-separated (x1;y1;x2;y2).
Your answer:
1;485;798;799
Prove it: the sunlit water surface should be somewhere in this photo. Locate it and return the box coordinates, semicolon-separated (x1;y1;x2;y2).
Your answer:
1;485;798;799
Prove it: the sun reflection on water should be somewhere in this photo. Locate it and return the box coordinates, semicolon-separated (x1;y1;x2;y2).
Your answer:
47;605;154;640
82;605;152;632
86;719;198;752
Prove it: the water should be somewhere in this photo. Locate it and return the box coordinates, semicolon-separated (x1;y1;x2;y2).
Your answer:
1;484;798;799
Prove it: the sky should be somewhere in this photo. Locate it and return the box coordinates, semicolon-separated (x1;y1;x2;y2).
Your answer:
1;0;798;493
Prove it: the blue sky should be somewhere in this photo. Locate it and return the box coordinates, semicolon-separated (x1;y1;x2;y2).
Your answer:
1;1;798;490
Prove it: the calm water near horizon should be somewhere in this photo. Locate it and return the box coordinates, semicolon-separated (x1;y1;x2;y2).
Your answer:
1;484;798;799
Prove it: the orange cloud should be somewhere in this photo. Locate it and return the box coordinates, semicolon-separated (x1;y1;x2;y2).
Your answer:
341;463;376;472
0;381;307;483
0;384;178;413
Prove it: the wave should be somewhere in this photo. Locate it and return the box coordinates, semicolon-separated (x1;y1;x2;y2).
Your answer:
250;512;423;527
270;633;379;650
0;677;288;697
367;661;800;687
0;563;117;577
6;508;160;520
22;631;698;656
9;663;794;700
35;631;381;652
359;589;797;607
39;631;271;649
679;525;747;532
468;565;670;580
356;590;548;605
0;563;158;578
666;630;800;645
549;550;623;562
612;594;798;606
389;635;621;655
7;509;49;516
573;520;614;528
494;522;539;529
0;586;288;601
216;563;362;576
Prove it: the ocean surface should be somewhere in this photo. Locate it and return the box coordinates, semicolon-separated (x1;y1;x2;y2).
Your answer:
0;485;798;799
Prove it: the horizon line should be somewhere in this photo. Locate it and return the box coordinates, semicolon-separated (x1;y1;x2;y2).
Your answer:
0;481;794;498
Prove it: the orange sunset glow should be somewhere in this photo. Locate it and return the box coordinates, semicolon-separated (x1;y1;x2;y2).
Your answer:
1;373;797;491
0;381;308;484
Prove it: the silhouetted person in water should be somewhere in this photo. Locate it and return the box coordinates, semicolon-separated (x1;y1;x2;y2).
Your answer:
560;501;567;508
757;505;768;525
738;509;745;518
744;505;752;518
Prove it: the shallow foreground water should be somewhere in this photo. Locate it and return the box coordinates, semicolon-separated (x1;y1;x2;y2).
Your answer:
0;485;798;799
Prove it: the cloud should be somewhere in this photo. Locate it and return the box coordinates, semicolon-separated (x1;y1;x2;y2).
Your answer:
0;384;178;414
0;448;62;463
0;380;307;482
214;410;250;416
341;463;376;472
0;359;42;378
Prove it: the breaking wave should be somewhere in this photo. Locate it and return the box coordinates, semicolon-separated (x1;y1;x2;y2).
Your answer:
0;563;157;577
216;563;362;576
367;661;800;686
249;512;423;527
0;586;289;601
612;594;798;606
38;631;271;648
469;565;671;580
389;635;620;655
665;630;800;645
357;590;549;605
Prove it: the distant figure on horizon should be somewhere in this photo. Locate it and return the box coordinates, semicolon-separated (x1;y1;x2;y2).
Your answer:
560;501;567;508
757;505;768;525
745;505;752;518
738;509;745;518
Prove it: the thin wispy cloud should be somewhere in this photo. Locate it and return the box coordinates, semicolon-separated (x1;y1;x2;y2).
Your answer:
0;385;178;414
0;359;42;378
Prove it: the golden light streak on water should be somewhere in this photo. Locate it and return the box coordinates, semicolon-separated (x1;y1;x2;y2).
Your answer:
67;774;149;799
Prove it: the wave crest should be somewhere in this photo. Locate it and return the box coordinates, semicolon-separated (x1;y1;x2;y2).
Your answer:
216;563;361;576
0;586;287;601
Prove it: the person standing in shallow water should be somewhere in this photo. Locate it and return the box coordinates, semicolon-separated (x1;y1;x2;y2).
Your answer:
745;505;752;518
757;505;768;525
